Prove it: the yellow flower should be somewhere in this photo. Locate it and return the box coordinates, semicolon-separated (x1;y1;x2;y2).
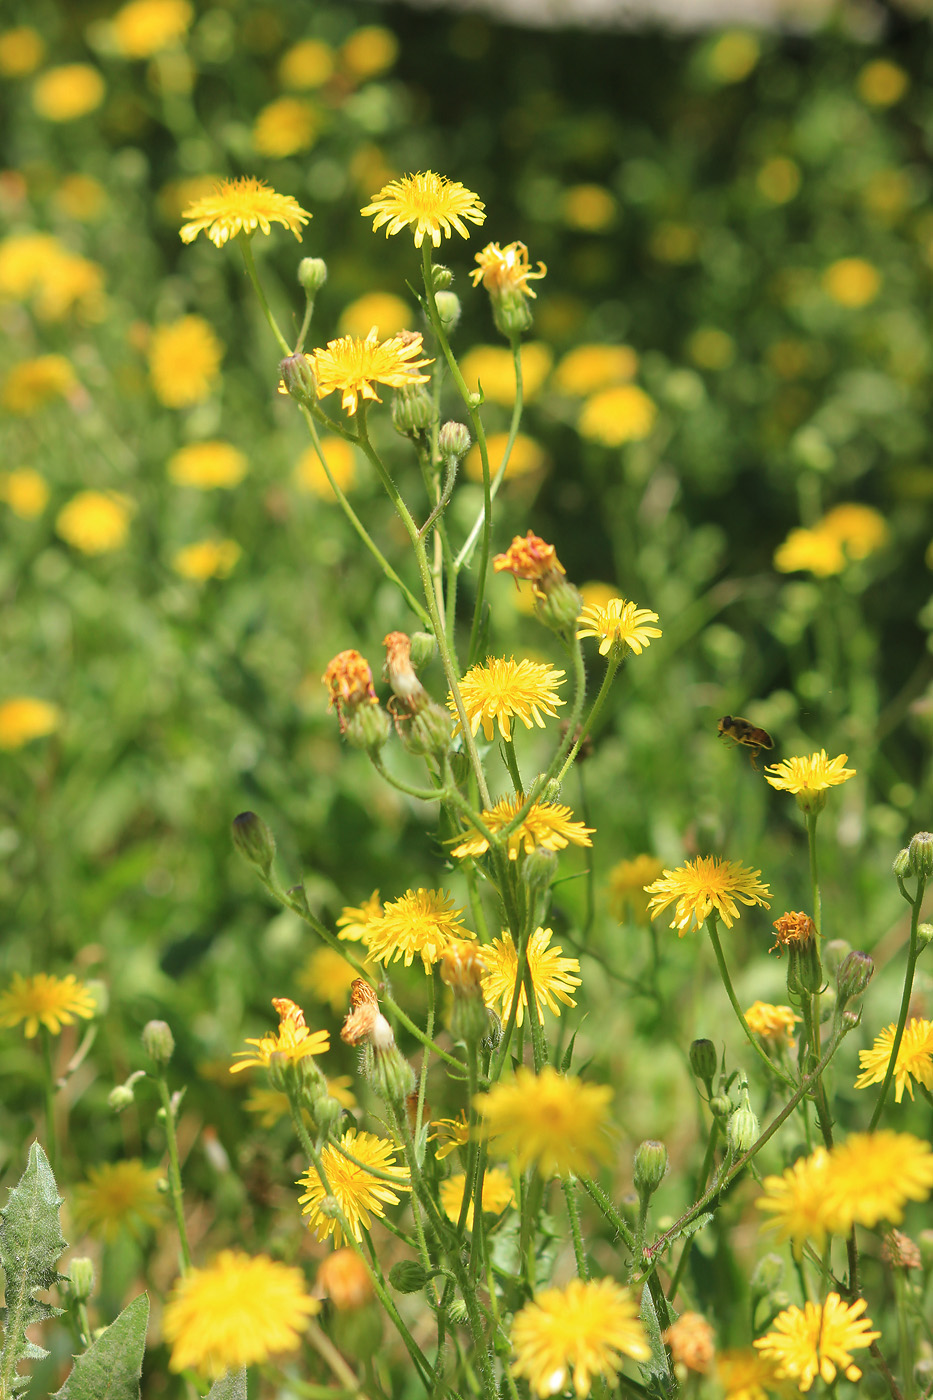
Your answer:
244;1078;355;1127
336;891;383;944
744;1001;800;1044
180;177;311;247
645;856;771;935
756;1148;837;1258
819;502;889;560
167;440;247;489
822;258;881;308
172;539;241;581
230;997;329;1074
687;327;736;369
429;1113;471;1161
361;171;485;247
0;26;45;77
340;26;398;80
339;291;412;339
855;1018;933;1102
562;184;617;231
32;64;105;121
0;232;60;299
553;344;638;396
253;97;318;158
439;1168;515;1229
298;946;362;1014
111;0;193;58
476;1066;613;1178
773;526;845;576
297;1128;410;1244
510;1277;650;1396
0;469;48;519
481;927;581;1028
578;385;657;446
663;1313;715;1374
608;855;664;923
459;342;553;405
451;656;566;742
0;697;60;749
764;750;855;798
451;795;594;862
857;58;909;107
756;156;801;205
716;1348;790;1400
56;490;132;554
0;972;96;1038
464;431;547;483
32;251;105;322
294;437;357;499
576;597;662;658
753;1293;879;1393
823;1131;933;1231
149;315;223;407
311;328;432;415
365;888;472;973
72;1160;164;1241
163;1250;320;1376
470;241;546;299
279;38;334;90
2;355;76;414
579;580;619;611
706;30;760;83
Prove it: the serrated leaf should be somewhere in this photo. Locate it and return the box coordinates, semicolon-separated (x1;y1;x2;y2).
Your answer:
637;1282;675;1389
204;1369;247;1400
53;1292;149;1400
0;1142;66;1396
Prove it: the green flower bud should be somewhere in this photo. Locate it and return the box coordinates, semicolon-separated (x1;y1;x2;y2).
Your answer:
727;1104;760;1155
437;420;471;461
787;939;822;997
344;702;391;755
448;1297;469;1324
836;950;874;1008
108;1084;136;1113
232;811;276;877
917;1228;933;1271
392;380;433;438
278;352;316;405
709;1095;732;1120
893;847;912;879
142;1019;175;1065
908;831;933;878
431;265;453;291
633;1140;668;1198
298;256;327;295
434;290;461;333
522;848;559;901
402;702;453;760
67;1258;95;1301
389;1260;429;1293
492;289;534;339
689;1039;718;1088
536;577;585;639
794;787;827;816
821;939;850;978
331;1306;383;1361
917;922;933;951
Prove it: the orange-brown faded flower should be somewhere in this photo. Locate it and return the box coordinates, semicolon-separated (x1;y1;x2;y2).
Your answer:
854;1017;933;1102
336;891;383;945
451;656;566;742
361;171;486;247
482;927;581;1027
323;649;378;719
383;631;428;711
451;794;594;862
645;857;771;935
439;1168;515;1229
429;1113;471;1161
340;978;394;1050
230;997;329;1074
297;1127;410;1244
476;1066;613;1178
0;972;96;1038
510;1277;650;1397
180;176;311;246
365;888;473;973
470;241;546;298
769;910;815;953
663;1312;715;1373
493;531;565;599
576;597;662;658
311;328;432;414
317;1249;374;1309
882;1229;922;1270
744;1001;801;1044
764;750;855;797
754;1293;879;1392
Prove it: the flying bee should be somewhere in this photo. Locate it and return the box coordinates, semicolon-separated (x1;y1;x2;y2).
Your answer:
717;715;774;769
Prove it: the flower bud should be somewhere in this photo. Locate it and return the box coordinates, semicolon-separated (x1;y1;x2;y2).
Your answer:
298;256;327;295
278;352;316;405
431;265;453;291
403;702;454;760
448;1297;469;1324
522;847;558;901
917;922;933;951
345;701;391;755
835;950;874;1008
633;1140;668;1199
709;1095;732;1120
232;811;276;877
689;1039;717;1089
389;1260;429;1293
142;1019;175;1065
434;290;461;334
437;420;471;461
727;1104;760;1155
893;847;912;879
67;1257;95;1301
908;831;933;879
786;939;823;997
793;787;828;816
392;380;433;438
108;1083;136;1112
493;291;534;338
536;577;585;639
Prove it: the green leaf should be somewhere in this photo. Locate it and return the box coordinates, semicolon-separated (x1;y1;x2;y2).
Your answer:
204;1370;247;1400
0;1142;66;1397
53;1293;149;1400
637;1282;674;1391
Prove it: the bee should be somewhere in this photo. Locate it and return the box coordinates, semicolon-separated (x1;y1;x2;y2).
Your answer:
717;715;774;769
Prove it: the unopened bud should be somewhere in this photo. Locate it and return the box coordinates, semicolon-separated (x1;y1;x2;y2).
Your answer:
434;290;461;333
536;577;585;639
917;922;933;950
437;421;471;461
404;703;453;760
108;1084;136;1112
142;1019;175;1065
727;1105;760;1155
836;950;874;1008
232;811;276;877
709;1095;732;1120
908;831;933;878
389;1260;429;1293
431;265;453;291
492;291;534;338
392;380;433;438
345;701;391;755
633;1140;668;1198
787;939;822;997
298;256;327;295
893;847;912;879
278;352;316;404
522;848;559;900
68;1258;95;1301
689;1039;717;1088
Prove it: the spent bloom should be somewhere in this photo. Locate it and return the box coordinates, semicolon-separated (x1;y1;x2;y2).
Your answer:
72;1160;164;1241
493;532;566;600
510;1277;650;1397
482;927;581;1027
576;597;662;659
663;1312;715;1374
361;171;486;247
744;1001;801;1044
753;1293;879;1392
769;910;815;953
451;794;594;862
316;1249;374;1310
230;997;329;1074
163;1250;320;1376
297;1127;410;1244
365;888;472;973
311;328;432;415
180;176;311;246
645;856;771;935
854;1017;933;1102
0;697;61;750
476;1066;613;1177
451;656;566;742
0;973;96;1038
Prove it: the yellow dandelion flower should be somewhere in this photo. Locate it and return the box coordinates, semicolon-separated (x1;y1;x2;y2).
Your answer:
773;526;845;576
823;1130;933;1231
470;241;546;299
149;315;222;407
2;355;76;414
0;26;45;77
0;232;60;299
663;1312;715;1373
451;656;566;742
316;1249;373;1310
341;26;398;80
744;1001;800;1044
819;502;889;560
706;30;760;83
311;328;432;415
645;856;771;935
56;491;132;555
754;1293;879;1393
430;1113;470;1161
0;697;60;749
440;1169;515;1230
562;184;617;231
716;1347;791;1400
32;64;104;121
54;174;107;221
361;171;485;247
294;436;358;499
33;251;105;322
111;0;193;58
756;156;801;205
822;258;881;308
336;891;383;945
553;344;638;396
855;1017;933;1103
578;384;657;446
576;597;662;658
365;887;472;973
857;58;909;107
756;1148;838;1257
579;580;619;611
465;431;547;483
163;1250;320;1376
230;997;329;1074
0;468;48;519
180;177;311;247
764;750;855;800
339;291;412;339
460;342;553;406
451;795;594;862
167;440;247;489
0;972;96;1038
297;1128;410;1245
481;927;581;1028
476;1066;612;1178
608;855;664;923
279;38;334;90
298;946;362;1014
172;539;241;581
510;1277;650;1397
72;1159;164;1241
253;97;318;158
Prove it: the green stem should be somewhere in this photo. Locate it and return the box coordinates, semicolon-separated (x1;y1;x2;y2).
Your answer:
667;1120;720;1302
554;654;618;787
706;918;796;1089
238;236;291;356
454;339;524;576
40;1030;59;1175
869;875;926;1130
154;1070;192;1272
577;1175;636;1251
562;1177;589;1279
805;810;822;940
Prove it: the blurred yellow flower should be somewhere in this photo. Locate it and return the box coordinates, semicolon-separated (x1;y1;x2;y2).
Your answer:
477;1067;613;1178
111;0;193;58
56;491;133;554
294;436;358;498
608;854;664;923
253;97;318;158
72;1160;164;1241
173;539;241;581
578;580;618;611
773;527;845;576
0;697;61;749
180;178;310;247
459;342;552;405
464;431;547;483
511;1277;650;1398
2;355;76;413
298;946;362;1014
0;972;95;1036
757;1148;835;1256
340;26;398;80
440;1169;515;1229
706;30;760;83
0;468;49;519
744;1001;801;1044
822;258;881;308
687;327;735;369
819;503;889;559
862;169;911;222
35;251;105;321
553;344;638;396
0;26;45;77
0;232;60;298
562;184;617;231
756;156;800;204
339;290;412;338
857;59;909;107
361;171;485;247
149;315;223;407
279;38;334;89
579;384;657;446
32;64;105;121
649;222;699;263
716;1348;788;1400
167;441;247;489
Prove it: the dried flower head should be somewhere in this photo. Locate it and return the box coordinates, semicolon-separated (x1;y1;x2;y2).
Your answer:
769;911;815;953
470;241;546;298
493;531;566;600
663;1312;715;1374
